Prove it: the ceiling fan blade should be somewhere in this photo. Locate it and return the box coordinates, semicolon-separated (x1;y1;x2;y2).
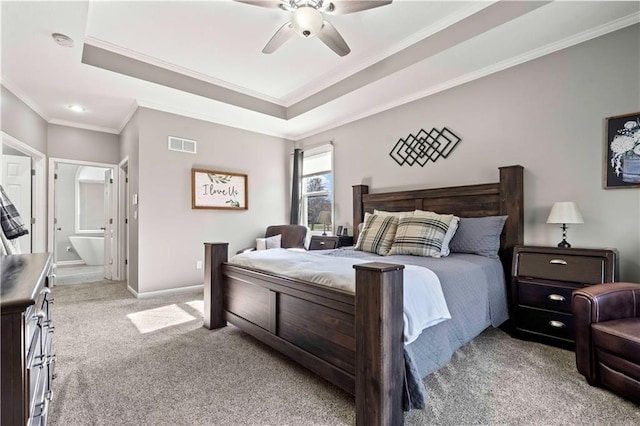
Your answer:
317;21;350;57
262;22;295;54
233;0;284;9
325;1;392;15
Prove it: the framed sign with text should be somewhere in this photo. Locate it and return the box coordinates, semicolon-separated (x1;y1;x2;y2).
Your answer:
191;168;248;210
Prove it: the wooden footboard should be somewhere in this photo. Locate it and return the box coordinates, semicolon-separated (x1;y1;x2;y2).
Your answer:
204;243;405;426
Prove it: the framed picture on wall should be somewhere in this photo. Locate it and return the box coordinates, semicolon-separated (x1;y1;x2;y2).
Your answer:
191;168;248;210
604;112;640;189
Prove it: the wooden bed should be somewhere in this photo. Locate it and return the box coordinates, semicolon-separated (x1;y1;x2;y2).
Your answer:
204;165;523;425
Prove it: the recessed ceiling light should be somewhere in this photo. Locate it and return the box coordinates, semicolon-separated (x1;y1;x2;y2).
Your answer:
68;104;86;112
52;33;74;47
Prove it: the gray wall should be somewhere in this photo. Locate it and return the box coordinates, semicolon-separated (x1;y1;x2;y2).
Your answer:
132;108;292;294
119;111;140;292
1;85;47;153
298;24;640;282
48;124;119;164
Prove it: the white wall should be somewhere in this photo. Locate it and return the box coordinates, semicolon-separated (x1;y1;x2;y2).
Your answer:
133;108;292;294
298;24;640;282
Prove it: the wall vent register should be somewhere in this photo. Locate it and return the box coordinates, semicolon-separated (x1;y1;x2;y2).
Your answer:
168;136;197;154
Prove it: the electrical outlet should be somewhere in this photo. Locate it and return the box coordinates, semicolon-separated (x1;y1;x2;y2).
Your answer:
196;260;202;269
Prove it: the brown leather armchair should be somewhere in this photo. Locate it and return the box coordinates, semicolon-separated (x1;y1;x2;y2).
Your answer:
237;225;308;253
264;225;307;249
572;282;640;404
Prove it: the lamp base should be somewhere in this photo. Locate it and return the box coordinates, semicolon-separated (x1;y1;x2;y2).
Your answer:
557;223;571;248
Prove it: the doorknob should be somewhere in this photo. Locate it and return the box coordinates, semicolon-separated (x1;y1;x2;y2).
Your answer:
56;227;62;231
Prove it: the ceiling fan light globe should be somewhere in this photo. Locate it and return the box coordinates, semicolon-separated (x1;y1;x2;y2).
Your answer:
291;6;323;38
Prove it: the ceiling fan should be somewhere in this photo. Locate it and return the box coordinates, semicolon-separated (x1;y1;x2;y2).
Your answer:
234;0;393;57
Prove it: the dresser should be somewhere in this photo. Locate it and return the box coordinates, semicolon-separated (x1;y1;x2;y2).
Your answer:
1;253;55;426
511;245;617;348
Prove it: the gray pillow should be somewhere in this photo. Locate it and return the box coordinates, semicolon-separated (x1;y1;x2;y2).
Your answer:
448;215;508;258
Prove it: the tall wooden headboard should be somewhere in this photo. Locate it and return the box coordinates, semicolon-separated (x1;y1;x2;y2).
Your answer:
352;165;524;277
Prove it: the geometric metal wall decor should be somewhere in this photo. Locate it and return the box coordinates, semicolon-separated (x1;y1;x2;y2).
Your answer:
389;127;462;167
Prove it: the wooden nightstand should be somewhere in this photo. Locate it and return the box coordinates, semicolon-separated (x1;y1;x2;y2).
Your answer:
511;245;618;348
308;236;354;250
337;236;354;247
309;236;339;250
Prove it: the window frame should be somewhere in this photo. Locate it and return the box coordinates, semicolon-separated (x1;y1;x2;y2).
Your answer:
300;144;334;236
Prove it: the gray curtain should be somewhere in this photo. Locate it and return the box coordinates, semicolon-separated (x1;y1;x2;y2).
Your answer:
290;149;303;225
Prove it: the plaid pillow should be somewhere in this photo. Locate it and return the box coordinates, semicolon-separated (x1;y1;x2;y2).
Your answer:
354;213;398;256
389;211;454;257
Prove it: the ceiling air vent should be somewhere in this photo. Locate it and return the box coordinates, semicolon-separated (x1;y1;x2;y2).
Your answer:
168;136;197;154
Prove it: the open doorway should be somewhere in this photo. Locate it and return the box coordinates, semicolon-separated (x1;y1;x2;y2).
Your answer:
48;158;118;285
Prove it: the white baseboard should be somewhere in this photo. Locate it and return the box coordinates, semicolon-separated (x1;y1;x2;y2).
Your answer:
129;284;204;299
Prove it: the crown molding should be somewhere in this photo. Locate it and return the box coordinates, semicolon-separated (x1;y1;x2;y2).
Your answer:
293;12;640;141
48;118;119;134
84;36;284;106
1;77;50;121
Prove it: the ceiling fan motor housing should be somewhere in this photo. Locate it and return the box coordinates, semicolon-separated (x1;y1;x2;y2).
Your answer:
292;6;323;38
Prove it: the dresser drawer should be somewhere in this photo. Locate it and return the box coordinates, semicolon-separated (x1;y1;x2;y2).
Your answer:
518;252;605;284
516;307;574;341
517;280;576;313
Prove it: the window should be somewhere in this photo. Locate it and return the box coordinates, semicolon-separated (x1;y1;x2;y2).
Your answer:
301;145;333;235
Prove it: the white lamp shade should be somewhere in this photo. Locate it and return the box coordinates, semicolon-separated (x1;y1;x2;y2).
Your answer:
291;6;323;38
317;210;332;224
546;202;584;224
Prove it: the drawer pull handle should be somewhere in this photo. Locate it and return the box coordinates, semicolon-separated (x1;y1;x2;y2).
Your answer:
549;259;568;265
548;294;566;302
549;320;566;328
320;241;325;245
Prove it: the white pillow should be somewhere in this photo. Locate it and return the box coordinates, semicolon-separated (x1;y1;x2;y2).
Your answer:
256;234;281;250
440;216;460;257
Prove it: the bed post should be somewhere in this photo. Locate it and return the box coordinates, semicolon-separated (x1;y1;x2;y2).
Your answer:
203;242;228;330
353;184;369;243
498;165;524;279
354;262;404;426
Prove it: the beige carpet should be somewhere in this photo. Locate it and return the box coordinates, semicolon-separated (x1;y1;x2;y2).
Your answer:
48;280;639;425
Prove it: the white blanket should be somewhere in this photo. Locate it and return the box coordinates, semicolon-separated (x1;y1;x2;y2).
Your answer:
228;249;451;344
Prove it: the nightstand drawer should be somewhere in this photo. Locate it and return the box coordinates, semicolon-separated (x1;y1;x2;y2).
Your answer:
516;307;574;341
518;252;604;284
517;280;575;313
309;236;339;250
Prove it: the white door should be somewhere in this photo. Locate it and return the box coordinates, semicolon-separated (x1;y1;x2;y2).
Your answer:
104;169;115;280
1;154;32;253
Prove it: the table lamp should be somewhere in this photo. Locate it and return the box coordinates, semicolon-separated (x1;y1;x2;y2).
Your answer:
546;201;584;248
317;211;332;236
